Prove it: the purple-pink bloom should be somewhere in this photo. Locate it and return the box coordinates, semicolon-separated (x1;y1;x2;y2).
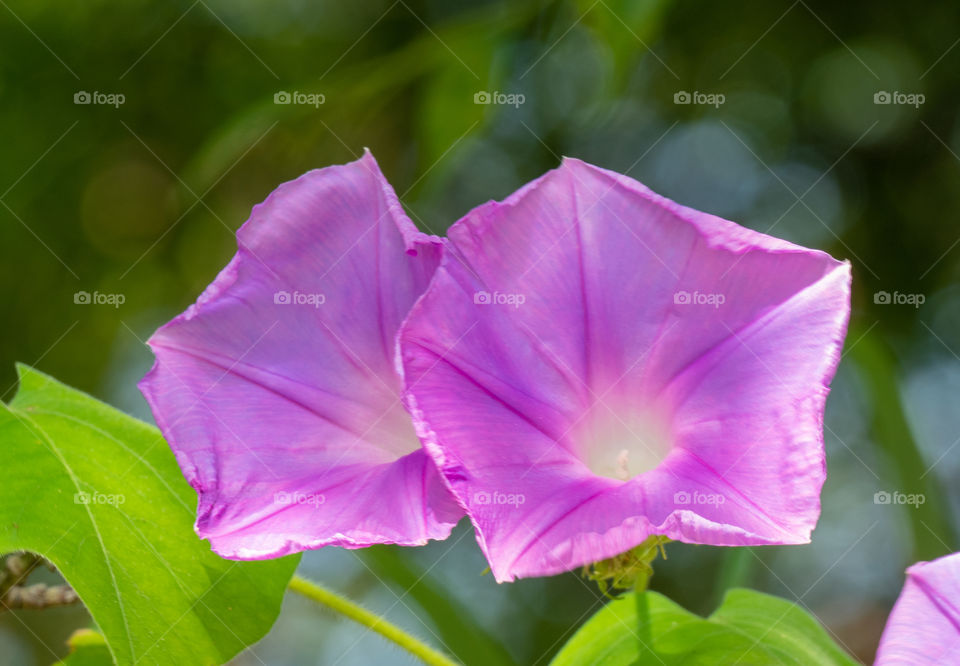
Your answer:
875;552;960;664
139;151;462;559
399;158;851;582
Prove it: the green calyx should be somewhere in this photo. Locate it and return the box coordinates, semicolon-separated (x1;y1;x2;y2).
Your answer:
582;535;670;597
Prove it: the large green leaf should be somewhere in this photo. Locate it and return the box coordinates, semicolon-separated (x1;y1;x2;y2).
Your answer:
551;588;857;665
0;365;299;665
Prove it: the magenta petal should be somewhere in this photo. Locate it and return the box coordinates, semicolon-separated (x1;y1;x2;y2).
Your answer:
139;151;462;558
876;553;960;664
400;158;851;581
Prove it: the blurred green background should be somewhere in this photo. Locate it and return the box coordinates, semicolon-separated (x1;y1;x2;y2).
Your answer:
1;0;959;663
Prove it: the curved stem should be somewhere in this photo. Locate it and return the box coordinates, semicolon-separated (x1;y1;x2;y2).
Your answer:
288;575;460;666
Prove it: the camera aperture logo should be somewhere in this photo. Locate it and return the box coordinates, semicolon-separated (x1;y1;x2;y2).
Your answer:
274;491;325;508
74;91;125;108
673;490;725;506
274;91;326;108
473;490;525;507
874;91;924;108
274;290;325;308
473;290;525;308
75;491;125;506
874;490;925;508
674;90;725;108
474;91;525;108
873;290;924;308
74;290;125;308
673;290;725;308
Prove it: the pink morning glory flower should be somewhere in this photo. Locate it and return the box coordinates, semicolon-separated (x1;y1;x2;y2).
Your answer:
139;151;462;559
875;552;960;664
399;158;851;582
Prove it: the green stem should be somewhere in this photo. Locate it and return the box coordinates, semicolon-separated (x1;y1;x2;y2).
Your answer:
634;568;652;657
359;546;515;664
288;575;460;666
713;547;753;607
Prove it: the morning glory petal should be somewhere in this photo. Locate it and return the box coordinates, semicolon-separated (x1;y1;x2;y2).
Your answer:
876;552;960;665
140;151;462;559
400;157;851;581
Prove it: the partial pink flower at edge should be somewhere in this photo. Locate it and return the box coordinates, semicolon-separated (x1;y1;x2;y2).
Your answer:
400;157;852;582
139;150;463;559
875;552;960;665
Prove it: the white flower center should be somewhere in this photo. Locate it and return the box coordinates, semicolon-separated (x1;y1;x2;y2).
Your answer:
577;404;672;481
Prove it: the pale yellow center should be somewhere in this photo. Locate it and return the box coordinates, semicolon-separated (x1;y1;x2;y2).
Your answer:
576;404;672;481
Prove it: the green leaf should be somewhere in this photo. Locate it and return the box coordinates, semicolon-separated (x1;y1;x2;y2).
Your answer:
707;589;858;665
0;365;299;665
550;588;858;666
